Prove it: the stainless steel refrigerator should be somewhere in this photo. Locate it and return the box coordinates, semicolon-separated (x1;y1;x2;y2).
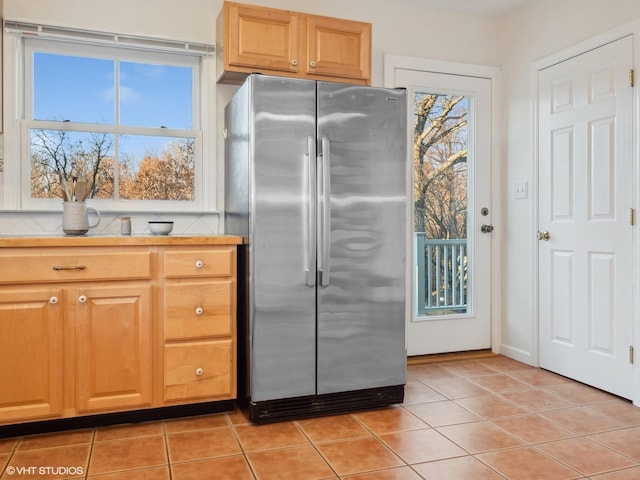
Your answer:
224;74;407;423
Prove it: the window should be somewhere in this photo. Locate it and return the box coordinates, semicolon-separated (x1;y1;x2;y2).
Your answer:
19;36;208;211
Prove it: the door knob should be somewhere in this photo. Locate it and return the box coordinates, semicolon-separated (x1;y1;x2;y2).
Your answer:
537;231;551;241
481;224;494;233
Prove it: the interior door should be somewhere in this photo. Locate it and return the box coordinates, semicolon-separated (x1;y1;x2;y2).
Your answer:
394;69;493;356
538;36;634;399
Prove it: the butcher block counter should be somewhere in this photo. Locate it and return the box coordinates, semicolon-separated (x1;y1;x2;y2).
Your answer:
0;235;242;430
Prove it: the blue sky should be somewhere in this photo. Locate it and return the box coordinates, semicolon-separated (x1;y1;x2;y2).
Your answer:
33;52;193;160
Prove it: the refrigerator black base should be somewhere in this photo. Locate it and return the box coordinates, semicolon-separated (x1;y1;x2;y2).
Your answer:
248;385;404;424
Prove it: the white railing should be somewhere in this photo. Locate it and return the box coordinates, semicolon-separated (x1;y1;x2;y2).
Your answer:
414;234;468;315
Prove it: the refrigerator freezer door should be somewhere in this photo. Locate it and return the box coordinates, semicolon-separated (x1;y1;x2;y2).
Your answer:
248;76;318;401
316;83;407;395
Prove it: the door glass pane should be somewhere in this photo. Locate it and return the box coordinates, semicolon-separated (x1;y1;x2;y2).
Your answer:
413;92;469;316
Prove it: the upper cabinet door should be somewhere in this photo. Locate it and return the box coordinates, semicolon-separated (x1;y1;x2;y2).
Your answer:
305;15;371;81
226;3;299;74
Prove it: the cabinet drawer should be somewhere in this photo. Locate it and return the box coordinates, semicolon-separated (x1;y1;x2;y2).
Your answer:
0;250;152;284
164;340;233;402
164;247;234;278
164;280;233;340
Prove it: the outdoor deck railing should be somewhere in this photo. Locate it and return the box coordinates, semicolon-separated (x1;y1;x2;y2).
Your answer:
414;234;468;315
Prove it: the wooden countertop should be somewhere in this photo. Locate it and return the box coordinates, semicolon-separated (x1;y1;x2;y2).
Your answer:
0;235;245;248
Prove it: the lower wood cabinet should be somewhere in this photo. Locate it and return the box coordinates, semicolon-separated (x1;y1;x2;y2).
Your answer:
75;284;152;413
0;288;63;422
0;239;239;426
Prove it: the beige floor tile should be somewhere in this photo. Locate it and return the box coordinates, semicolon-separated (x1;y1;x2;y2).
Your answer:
475;357;534;373
536;437;637;476
353;407;427;434
542;406;625;435
427;378;493;399
454;394;528;418
402;380;447;404
469;374;531;394
247;445;335;480
588;400;640;426
407;364;458;382
406;400;482;427
500;389;575;412
164;413;228;433
6;444;90;480
167;426;241;463
88;435;167;476
508;369;572;387
315;437;403;476
18;429;93;451
543;382;617;405
492;414;577;444
297;414;371;442
413;455;505;480
379;428;466;464
172;456;255;480
234;421;309;452
341;466;423;479
94;422;164;442
477;446;580;480
87;465;170;479
439;361;499;377
590;466;640;479
589;426;640;461
437;421;523;454
0;439;17;455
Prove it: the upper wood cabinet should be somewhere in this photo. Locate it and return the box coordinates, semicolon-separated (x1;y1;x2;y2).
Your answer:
217;1;371;85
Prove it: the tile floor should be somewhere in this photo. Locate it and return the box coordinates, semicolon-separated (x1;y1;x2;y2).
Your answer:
2;355;640;479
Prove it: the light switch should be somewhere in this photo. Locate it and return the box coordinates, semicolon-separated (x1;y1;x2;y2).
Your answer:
514;182;528;199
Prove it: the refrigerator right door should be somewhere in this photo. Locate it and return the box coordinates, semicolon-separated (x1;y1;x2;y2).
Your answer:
316;82;407;395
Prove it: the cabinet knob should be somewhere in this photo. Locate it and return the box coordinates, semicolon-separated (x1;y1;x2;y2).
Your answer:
78;295;87;303
195;260;204;268
195;307;204;315
310;60;317;68
195;368;204;376
49;296;59;304
291;59;298;66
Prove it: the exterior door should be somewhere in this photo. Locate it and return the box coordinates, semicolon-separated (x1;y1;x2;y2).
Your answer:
538;36;634;399
394;68;493;356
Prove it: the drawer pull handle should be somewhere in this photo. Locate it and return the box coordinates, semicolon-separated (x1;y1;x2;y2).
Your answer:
49;296;59;304
195;368;204;376
53;264;86;271
195;307;204;315
195;260;204;268
78;295;87;303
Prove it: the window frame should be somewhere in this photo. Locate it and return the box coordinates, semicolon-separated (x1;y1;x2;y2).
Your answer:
9;34;213;212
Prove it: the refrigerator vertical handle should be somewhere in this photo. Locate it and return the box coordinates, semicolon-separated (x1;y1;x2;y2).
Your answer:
305;136;316;287
319;136;331;287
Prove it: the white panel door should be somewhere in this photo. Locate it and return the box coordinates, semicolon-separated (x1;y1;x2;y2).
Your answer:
538;35;634;399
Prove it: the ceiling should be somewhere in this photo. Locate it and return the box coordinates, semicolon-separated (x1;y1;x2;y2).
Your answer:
398;0;531;18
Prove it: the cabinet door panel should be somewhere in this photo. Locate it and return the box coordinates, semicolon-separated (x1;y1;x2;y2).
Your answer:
227;3;299;73
164;280;233;340
0;288;63;422
76;285;152;412
305;15;371;80
164;340;233;401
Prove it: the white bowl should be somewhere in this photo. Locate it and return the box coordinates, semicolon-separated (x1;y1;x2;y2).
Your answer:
148;221;174;235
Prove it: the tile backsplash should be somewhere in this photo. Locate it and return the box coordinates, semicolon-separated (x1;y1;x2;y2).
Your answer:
0;211;221;236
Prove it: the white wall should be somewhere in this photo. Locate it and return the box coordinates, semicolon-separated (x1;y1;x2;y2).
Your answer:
497;0;640;363
0;0;498;235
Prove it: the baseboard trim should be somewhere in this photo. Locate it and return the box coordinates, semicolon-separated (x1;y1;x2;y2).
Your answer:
407;349;498;365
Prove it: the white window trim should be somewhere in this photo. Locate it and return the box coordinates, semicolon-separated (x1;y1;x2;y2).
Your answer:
2;27;217;213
